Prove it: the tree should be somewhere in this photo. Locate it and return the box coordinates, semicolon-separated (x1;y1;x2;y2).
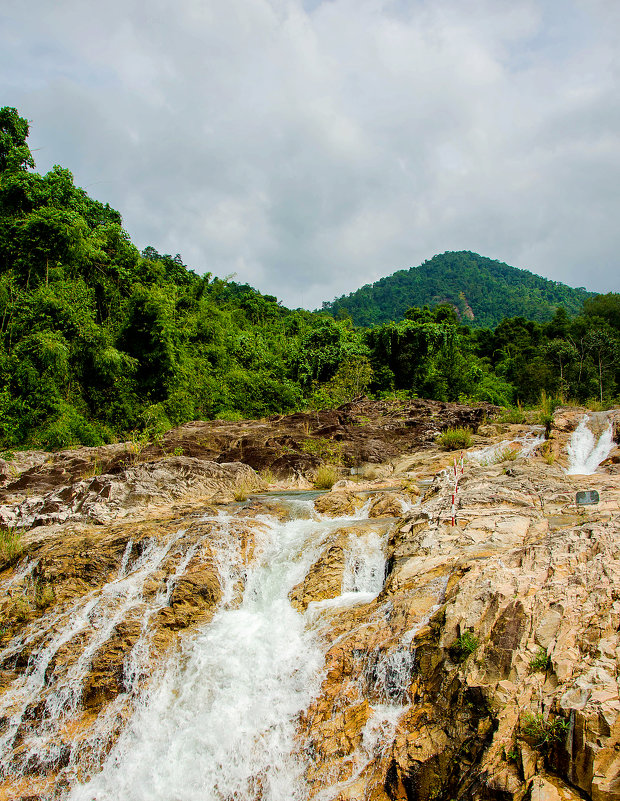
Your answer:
583;293;620;331
0;107;35;173
584;327;618;402
545;338;577;398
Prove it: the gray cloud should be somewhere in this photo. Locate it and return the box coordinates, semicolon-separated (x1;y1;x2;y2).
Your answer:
1;0;619;307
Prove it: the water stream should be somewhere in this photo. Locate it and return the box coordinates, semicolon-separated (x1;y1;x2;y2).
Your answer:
467;426;545;465
0;493;396;800
567;414;614;475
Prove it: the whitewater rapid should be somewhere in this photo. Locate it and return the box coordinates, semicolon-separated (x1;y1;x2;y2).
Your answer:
567;414;614;475
65;503;388;801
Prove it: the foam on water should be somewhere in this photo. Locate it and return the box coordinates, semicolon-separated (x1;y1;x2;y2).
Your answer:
468;427;545;465
67;512;351;801
567;415;614;475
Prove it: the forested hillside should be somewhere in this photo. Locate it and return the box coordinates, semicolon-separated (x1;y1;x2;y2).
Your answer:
322;251;595;328
1;107;619;451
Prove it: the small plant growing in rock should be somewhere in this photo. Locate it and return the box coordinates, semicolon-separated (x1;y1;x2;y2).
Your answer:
314;465;338;490
259;468;276;486
173;447;184;457
0;525;22;566
83;459;103;480
521;712;568;752
499;405;526;424
301;437;343;464
438;427;473;451
26;576;55;609
233;477;260;502
477;445;519;466
450;630;479;662
507;746;519;762
529;647;551;673
542;445;555;465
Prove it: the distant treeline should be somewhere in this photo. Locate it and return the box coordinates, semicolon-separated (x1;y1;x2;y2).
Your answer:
1;107;619;450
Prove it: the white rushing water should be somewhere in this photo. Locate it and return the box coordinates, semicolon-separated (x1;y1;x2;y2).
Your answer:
63;503;388;801
567;415;614;475
467;426;545;466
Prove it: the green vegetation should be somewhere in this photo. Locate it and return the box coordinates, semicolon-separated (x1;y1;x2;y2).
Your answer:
314;465;339;490
1;107;619;452
323;250;595;329
521;713;568;751
301;437;343;463
0;525;22;565
498;405;526;424
450;631;479;662
437;427;473;451
530;647;551;673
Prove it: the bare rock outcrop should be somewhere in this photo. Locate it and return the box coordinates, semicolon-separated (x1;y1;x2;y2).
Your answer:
297;455;620;801
0;458;258;529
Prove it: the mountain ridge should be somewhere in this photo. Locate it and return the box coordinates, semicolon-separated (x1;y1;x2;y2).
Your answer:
321;250;596;328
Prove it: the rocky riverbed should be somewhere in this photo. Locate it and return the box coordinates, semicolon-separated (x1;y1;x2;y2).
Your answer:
0;402;618;800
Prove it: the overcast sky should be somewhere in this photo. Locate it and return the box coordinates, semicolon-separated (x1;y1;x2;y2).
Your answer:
1;0;619;308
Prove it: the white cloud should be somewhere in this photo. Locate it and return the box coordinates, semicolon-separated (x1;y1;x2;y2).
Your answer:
1;0;619;307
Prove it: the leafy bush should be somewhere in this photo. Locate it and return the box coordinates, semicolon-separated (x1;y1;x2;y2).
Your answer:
521;713;568;751
438;427;473;450
36;404;112;449
450;630;479;662
314;465;338;490
499;405;526;424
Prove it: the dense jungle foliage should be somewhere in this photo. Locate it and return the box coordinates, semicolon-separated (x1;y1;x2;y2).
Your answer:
1;107;619;450
323;251;595;328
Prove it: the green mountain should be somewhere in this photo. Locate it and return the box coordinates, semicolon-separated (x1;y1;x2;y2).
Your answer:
322;251;596;328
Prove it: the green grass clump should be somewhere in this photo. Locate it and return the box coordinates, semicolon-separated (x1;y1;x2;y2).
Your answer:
529;647;551;673
438;427;473;450
232;473;263;501
499;405;526;424
0;525;23;566
301;437;343;464
314;465;338;490
450;630;479;662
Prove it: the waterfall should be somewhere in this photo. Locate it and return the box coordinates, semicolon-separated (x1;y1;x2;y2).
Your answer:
567;415;614;475
60;503;389;801
468;426;545;466
0;491;404;800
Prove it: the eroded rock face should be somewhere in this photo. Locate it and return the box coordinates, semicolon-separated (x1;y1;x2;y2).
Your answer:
0;458;258;529
0;399;494;505
295;454;620;801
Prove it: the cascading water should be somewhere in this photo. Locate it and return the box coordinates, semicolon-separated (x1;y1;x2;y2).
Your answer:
32;500;388;801
567;414;614;475
0;489;412;800
0;514;252;799
468;426;545;465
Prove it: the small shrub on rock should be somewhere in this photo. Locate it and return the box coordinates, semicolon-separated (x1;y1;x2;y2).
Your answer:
521;712;568;752
314;465;338;490
529;647;551;673
438;427;473;450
